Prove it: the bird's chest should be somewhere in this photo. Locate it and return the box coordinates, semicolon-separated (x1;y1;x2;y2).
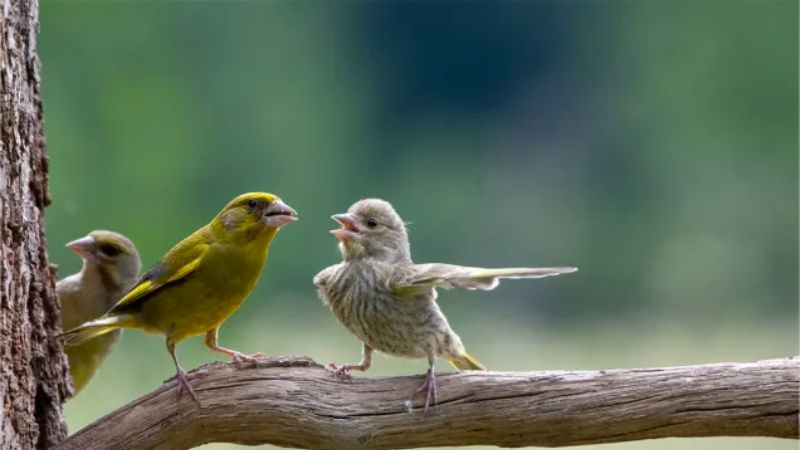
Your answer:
200;244;266;300
325;265;378;321
170;244;266;335
323;265;427;356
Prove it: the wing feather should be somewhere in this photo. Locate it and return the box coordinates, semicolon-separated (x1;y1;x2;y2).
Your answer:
108;232;209;314
392;263;576;296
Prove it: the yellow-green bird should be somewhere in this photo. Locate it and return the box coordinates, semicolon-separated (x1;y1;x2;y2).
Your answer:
59;230;141;396
314;198;576;411
63;192;297;402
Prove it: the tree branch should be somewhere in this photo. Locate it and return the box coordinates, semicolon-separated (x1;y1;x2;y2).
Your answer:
57;356;799;450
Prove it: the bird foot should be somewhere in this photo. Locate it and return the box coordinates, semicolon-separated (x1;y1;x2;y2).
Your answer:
411;369;437;413
326;363;356;380
231;351;263;363
175;368;201;406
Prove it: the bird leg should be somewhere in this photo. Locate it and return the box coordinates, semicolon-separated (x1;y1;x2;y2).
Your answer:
204;328;263;363
167;341;199;404
328;343;372;378
413;357;437;413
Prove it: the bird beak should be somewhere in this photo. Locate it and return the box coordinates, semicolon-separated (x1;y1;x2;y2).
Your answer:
66;235;97;262
331;213;360;241
264;200;298;228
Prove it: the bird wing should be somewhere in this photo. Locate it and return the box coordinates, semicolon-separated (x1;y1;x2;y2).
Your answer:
108;232;209;314
392;263;577;296
313;264;341;288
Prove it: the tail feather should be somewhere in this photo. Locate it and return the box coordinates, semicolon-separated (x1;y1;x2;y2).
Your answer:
448;352;486;371
61;315;130;346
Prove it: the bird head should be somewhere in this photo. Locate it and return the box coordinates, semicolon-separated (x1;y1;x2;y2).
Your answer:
331;198;410;262
214;192;298;241
66;230;142;291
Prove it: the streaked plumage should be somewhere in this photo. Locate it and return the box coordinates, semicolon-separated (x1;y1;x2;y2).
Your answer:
59;230;141;396
315;198;576;411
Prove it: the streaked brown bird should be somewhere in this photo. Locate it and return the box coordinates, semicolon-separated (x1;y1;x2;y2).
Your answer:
315;198;576;411
58;230;141;395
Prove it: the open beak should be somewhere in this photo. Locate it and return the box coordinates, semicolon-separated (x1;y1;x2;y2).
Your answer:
331;213;360;241
66;235;96;262
264;200;298;228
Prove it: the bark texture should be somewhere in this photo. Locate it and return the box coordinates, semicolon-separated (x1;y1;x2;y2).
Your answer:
58;356;798;450
0;0;70;448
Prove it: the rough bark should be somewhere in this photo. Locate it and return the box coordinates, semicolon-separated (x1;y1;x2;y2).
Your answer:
58;356;798;450
0;0;69;448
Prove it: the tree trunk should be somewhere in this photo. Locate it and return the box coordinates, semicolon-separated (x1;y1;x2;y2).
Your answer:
0;0;69;448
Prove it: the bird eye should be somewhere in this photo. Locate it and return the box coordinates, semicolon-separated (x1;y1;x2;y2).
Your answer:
366;218;379;229
247;199;258;209
99;244;121;257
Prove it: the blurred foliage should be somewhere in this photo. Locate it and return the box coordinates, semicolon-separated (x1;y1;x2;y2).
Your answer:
38;1;796;449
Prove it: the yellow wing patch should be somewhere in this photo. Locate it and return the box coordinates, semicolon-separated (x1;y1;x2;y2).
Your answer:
114;279;157;309
109;243;207;313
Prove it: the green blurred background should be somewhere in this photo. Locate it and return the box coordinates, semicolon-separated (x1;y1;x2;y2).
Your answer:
40;1;797;449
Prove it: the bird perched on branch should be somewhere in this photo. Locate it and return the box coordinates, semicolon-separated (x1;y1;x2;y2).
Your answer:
314;198;576;411
63;192;298;402
59;230;141;396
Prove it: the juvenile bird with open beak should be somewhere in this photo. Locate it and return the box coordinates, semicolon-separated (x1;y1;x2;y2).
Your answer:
63;192;297;403
59;230;141;396
315;198;576;411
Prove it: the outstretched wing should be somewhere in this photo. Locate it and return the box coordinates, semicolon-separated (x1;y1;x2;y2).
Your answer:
392;263;577;296
108;231;209;314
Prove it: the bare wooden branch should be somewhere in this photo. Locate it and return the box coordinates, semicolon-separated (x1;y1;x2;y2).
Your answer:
57;356;799;450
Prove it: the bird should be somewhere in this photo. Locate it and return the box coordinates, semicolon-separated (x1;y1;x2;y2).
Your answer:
58;230;141;396
62;192;297;402
314;198;576;411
